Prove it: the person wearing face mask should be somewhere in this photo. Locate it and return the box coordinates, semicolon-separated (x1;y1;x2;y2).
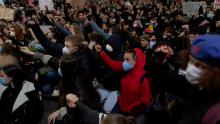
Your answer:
149;35;157;49
90;21;124;60
207;11;214;20
0;65;43;124
95;45;152;116
20;35;98;78
174;34;220;124
48;55;101;124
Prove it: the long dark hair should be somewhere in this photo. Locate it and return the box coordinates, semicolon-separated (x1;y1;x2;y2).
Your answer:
2;64;25;88
60;55;101;110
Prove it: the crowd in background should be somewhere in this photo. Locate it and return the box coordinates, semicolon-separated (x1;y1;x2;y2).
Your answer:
1;0;220;124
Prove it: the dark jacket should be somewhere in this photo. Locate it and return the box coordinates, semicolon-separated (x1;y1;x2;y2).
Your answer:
176;90;220;124
90;22;124;61
0;81;43;124
59;102;101;124
34;47;99;77
29;24;63;57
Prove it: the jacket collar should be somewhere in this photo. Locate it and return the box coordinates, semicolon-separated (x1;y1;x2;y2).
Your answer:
0;81;35;112
12;81;35;112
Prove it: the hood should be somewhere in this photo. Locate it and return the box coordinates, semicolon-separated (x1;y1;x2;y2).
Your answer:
133;48;146;70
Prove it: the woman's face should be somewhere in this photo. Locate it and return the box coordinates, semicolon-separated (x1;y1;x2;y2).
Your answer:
124;53;136;65
0;70;13;85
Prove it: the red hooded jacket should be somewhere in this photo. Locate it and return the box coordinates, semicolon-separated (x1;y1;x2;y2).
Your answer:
100;48;152;115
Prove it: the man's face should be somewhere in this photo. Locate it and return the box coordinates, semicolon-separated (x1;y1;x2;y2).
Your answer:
150;35;156;41
79;13;85;21
102;24;108;30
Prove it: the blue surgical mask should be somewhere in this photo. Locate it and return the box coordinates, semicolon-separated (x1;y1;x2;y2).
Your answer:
102;19;107;23
207;13;214;19
123;61;134;71
0;77;7;86
58;68;63;77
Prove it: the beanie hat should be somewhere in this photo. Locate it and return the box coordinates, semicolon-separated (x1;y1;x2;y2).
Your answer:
191;34;220;67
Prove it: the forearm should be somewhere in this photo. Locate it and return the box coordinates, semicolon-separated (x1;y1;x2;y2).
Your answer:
34;52;53;65
54;22;71;36
90;22;109;40
100;51;123;72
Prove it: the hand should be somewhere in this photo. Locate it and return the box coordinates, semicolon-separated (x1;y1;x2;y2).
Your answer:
95;45;102;53
64;23;70;29
47;14;53;18
85;19;91;26
88;41;96;50
48;110;60;124
51;38;57;43
66;94;79;109
68;26;75;34
179;32;185;37
20;46;36;56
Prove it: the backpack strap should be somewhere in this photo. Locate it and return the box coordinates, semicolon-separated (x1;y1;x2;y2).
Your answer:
201;102;220;124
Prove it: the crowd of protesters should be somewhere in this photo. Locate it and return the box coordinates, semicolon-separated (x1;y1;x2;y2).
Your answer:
1;0;220;124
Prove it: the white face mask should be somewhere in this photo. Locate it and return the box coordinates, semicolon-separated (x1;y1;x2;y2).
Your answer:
58;68;63;77
10;31;16;37
62;47;71;54
105;44;113;52
149;41;156;49
185;63;203;85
